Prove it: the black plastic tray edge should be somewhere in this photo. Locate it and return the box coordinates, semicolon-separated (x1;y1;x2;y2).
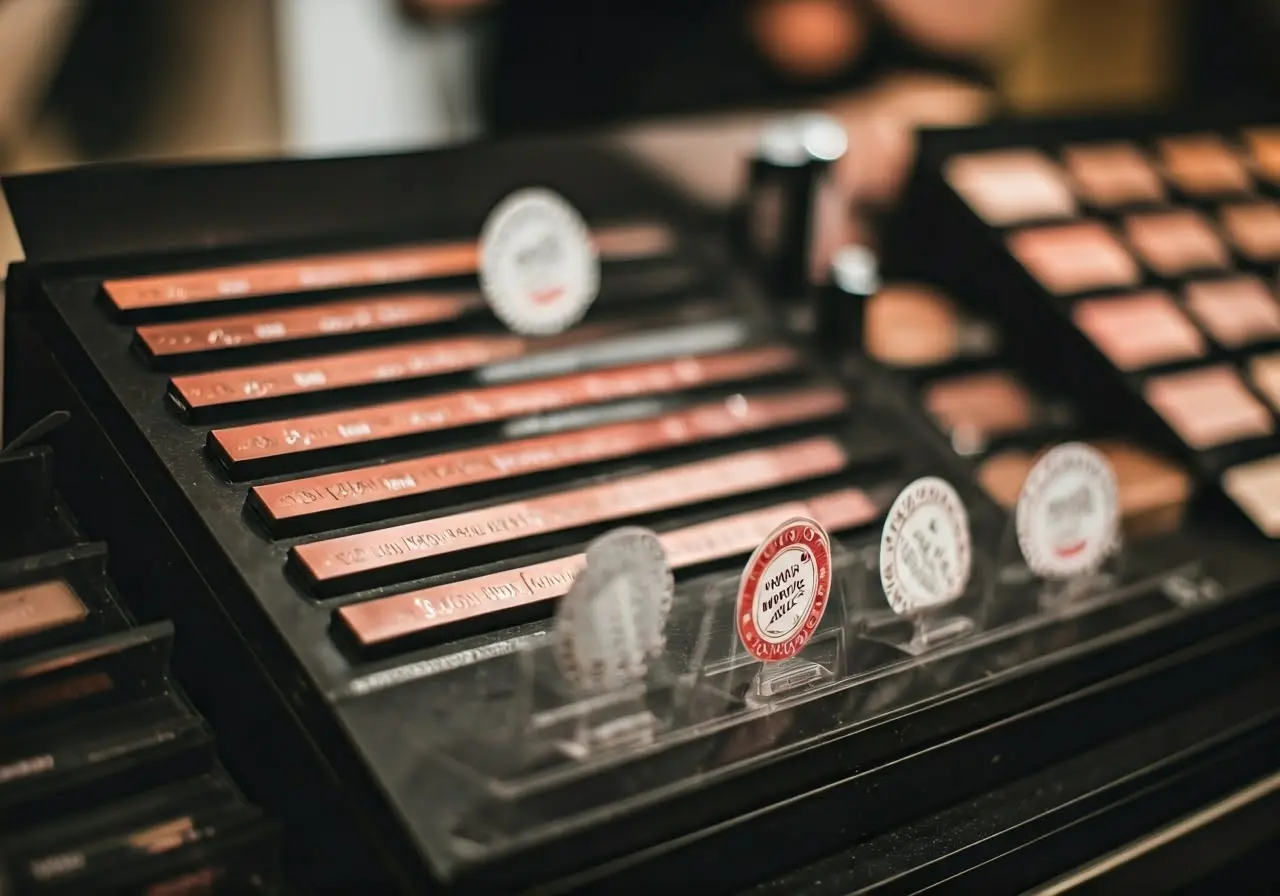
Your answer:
747;651;1280;893
473;609;1280;893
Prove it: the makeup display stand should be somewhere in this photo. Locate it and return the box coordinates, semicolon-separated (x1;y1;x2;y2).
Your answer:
0;436;282;894
5;137;1280;893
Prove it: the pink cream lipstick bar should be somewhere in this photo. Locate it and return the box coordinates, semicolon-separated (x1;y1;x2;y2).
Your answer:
105;223;675;315
291;437;850;595
249;385;849;536
207;344;803;479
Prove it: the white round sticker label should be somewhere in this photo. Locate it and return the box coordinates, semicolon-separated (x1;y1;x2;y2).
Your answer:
736;518;832;662
880;477;972;614
1016;442;1119;580
554;527;673;693
479;188;600;336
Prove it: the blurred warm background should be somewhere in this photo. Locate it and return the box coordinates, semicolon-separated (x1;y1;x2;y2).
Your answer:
0;0;1208;269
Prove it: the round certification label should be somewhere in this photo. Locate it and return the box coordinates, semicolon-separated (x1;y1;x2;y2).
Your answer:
880;477;972;615
736;518;832;662
554;527;674;693
479;188;601;336
1016;442;1119;580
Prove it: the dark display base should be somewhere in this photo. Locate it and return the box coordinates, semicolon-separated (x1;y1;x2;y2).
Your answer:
750;627;1280;894
5;136;1280;893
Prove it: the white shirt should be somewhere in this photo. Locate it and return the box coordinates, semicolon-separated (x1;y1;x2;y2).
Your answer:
274;0;483;156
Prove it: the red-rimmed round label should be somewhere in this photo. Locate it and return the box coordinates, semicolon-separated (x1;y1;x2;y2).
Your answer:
736;517;832;662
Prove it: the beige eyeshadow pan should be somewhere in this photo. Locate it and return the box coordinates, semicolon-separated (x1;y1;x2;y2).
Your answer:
1248;352;1280;410
1157;134;1252;196
1007;222;1141;296
1184;277;1280;349
1243;127;1280;183
1219;201;1280;263
1062;142;1165;208
1144;364;1274;449
945;149;1078;226
977;449;1038;509
1222;454;1280;537
864;284;961;367
0;580;88;642
1073;291;1205;371
925;370;1034;453
1122;210;1230;277
1094;441;1193;540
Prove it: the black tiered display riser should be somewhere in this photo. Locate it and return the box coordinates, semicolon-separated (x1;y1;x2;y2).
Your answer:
0;438;283;893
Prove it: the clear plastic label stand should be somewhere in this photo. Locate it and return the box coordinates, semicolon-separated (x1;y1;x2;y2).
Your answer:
990;522;1126;615
989;443;1127;617
859;477;983;658
434;527;703;781
512;526;684;762
690;519;860;711
511;647;666;762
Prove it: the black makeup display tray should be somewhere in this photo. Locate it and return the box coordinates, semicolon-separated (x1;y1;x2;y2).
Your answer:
5;135;1280;894
894;109;1280;509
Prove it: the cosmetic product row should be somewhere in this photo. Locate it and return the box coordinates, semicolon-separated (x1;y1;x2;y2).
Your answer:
912;120;1280;538
0;445;281;895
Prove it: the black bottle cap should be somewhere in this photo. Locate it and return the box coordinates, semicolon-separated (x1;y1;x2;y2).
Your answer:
816;244;878;360
747;113;849;302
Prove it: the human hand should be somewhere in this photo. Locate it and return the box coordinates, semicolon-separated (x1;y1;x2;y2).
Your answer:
400;0;492;20
828;72;994;207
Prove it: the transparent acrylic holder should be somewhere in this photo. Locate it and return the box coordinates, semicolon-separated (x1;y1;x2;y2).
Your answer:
433;580;715;787
691;541;865;711
505;631;683;763
855;552;991;660
409;522;1235;871
983;518;1229;638
989;512;1128;617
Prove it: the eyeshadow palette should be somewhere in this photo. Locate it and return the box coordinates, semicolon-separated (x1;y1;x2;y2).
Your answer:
5;136;1278;894
857;277;1197;545
902;113;1280;540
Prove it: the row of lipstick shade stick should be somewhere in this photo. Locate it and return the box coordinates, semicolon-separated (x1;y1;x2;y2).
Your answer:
96;222;901;648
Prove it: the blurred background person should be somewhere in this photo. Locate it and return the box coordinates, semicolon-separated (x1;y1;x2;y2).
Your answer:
0;0;1233;268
